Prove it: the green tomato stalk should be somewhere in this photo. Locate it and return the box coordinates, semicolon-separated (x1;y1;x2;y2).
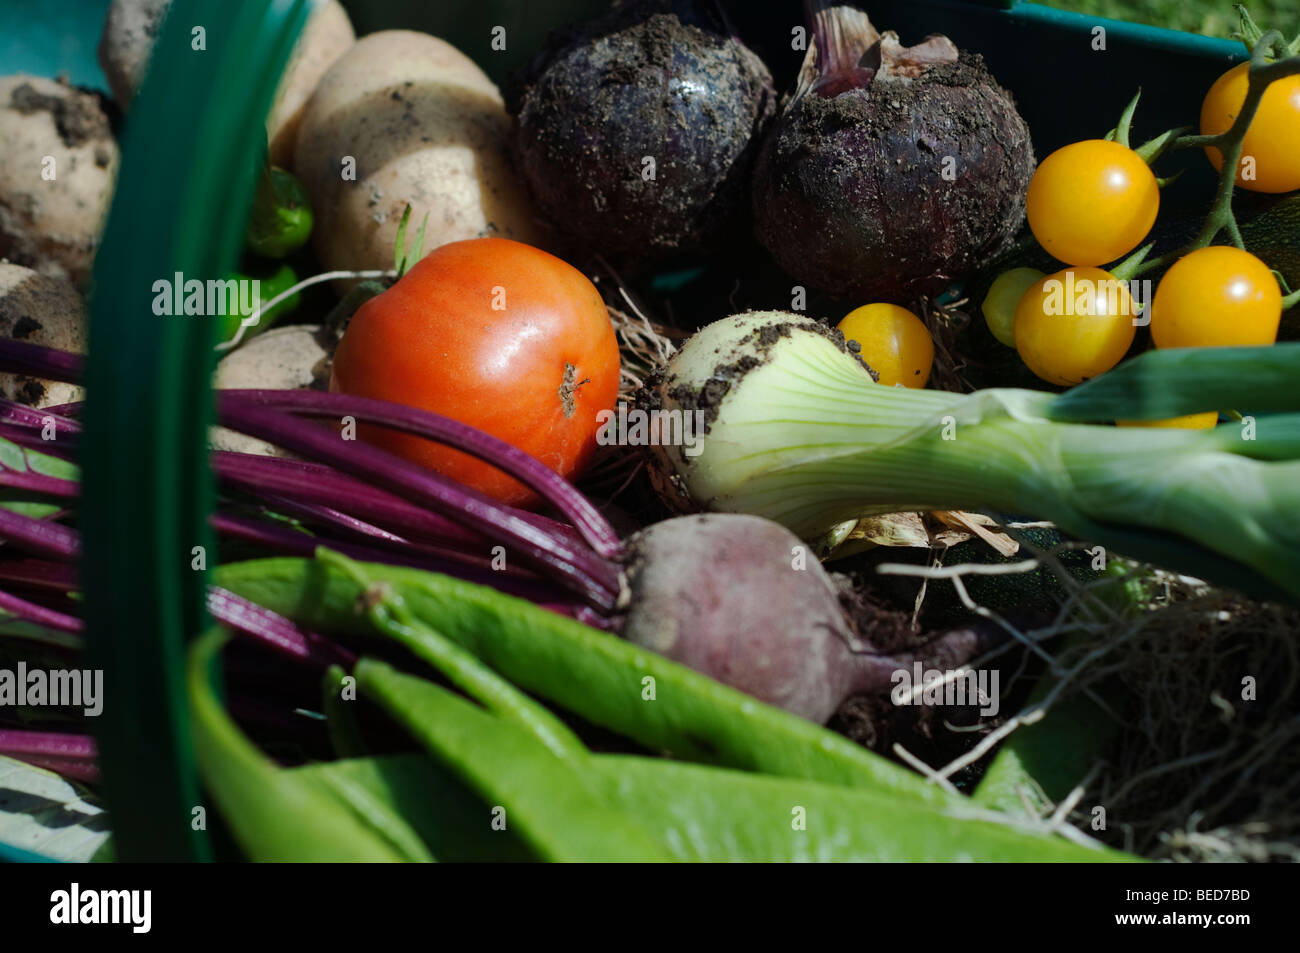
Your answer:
640;312;1300;601
1127;14;1300;310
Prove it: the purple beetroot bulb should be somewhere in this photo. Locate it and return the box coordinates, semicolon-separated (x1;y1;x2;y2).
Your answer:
507;0;776;264
752;4;1035;303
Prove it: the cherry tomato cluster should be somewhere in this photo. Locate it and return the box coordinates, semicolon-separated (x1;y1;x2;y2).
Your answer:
981;57;1295;422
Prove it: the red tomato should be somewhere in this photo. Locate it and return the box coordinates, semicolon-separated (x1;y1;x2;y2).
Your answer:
330;238;620;507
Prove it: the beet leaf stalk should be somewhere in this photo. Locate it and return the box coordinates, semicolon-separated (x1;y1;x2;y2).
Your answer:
217;398;621;610
641;312;1300;601
0;338;625;611
0;729;99;783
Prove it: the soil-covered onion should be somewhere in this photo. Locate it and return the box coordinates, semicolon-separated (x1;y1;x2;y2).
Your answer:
752;4;1035;302
507;0;775;263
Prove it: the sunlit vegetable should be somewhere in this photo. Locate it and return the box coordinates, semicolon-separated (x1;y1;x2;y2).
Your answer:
639;311;1300;601
1150;246;1282;348
1200;63;1300;193
330;237;620;507
1116;413;1218;429
1014;267;1136;385
981;267;1044;348
836;304;933;388
1025;139;1159;267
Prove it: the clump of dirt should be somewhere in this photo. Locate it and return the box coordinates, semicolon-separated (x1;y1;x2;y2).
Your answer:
10;81;112;148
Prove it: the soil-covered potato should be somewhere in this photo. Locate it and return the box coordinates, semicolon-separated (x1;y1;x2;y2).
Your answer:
212;324;330;457
96;0;168;108
293;30;543;287
0;262;86;408
0;75;119;288
98;0;354;168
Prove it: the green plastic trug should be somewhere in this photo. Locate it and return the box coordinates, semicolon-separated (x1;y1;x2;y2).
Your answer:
81;0;311;863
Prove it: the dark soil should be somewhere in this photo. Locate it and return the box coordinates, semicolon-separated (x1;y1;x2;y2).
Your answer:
9;80;113;148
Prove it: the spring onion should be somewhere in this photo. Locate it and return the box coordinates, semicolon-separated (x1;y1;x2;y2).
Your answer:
639;311;1300;601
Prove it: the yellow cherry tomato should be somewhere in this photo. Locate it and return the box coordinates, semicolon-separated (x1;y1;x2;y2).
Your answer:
1014;266;1137;386
1116;412;1218;429
1026;140;1160;267
1149;246;1281;349
1200;63;1300;194
837;304;934;388
982;267;1045;347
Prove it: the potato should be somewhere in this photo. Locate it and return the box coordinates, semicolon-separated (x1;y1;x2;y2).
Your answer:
211;324;330;457
266;0;355;169
0;263;86;408
0;76;119;288
98;0;354;168
293;30;543;287
96;0;168;108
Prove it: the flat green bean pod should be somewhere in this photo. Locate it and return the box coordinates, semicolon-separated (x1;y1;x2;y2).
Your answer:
216;554;956;803
355;658;668;862
188;630;429;862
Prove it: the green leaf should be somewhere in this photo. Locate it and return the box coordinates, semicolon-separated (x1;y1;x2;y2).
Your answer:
354;658;670;862
973;692;1118;817
0;436;79;481
588;756;1136;862
0;756;111;862
392;204;413;276
0;619;83;651
407;212;430;269
1047;344;1300;421
1134;126;1190;164
0;436;78;517
187;629;425;862
1107;88;1141;147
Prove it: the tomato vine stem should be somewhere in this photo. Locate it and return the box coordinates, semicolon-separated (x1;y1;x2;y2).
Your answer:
1133;32;1300;280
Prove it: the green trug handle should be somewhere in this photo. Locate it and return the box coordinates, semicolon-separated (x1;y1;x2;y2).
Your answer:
82;0;311;862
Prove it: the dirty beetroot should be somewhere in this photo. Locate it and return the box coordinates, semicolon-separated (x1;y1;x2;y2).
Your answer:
507;0;775;264
752;7;1035;303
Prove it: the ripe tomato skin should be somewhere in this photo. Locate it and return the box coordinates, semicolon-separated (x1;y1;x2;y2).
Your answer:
836;303;934;388
1025;140;1160;267
330;238;620;507
1014;266;1137;386
1117;412;1218;429
1200;63;1300;193
1150;246;1281;349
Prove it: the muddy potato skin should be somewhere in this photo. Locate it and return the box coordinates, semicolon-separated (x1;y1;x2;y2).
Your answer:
96;0;169;107
212;325;330;457
0;263;86;408
293;30;543;285
0;75;119;288
99;0;353;169
623;513;857;723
